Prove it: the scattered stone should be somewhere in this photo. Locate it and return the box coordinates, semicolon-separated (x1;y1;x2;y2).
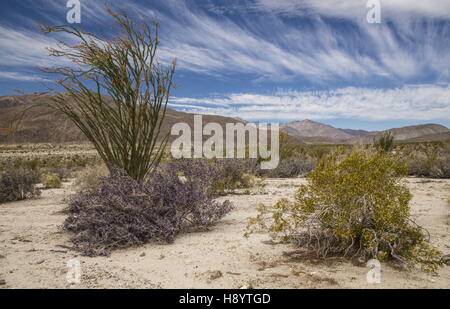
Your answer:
0;254;5;259
140;252;146;257
207;270;222;280
0;279;5;285
36;259;45;265
159;254;165;260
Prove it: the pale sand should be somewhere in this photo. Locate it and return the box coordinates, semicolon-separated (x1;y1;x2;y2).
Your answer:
0;178;449;289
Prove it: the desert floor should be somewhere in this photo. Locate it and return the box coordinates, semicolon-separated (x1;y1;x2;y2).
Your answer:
0;177;449;289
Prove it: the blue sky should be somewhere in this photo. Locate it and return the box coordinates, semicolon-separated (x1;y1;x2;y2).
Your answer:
0;0;449;130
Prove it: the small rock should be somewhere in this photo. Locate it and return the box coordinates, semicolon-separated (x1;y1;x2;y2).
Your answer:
351;256;366;267
0;279;6;285
159;254;165;260
36;259;45;265
208;270;222;280
140;252;146;257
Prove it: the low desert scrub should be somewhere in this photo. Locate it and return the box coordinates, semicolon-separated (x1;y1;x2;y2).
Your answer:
1;153;101;175
406;146;450;178
39;167;72;181
41;173;62;188
73;164;109;192
258;156;316;178
0;167;40;203
64;161;233;256
212;159;259;192
247;151;443;273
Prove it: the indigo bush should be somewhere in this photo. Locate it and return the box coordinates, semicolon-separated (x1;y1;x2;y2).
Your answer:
64;161;233;256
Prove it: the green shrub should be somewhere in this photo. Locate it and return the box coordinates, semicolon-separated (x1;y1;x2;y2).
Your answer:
41;173;62;188
0;167;40;203
374;132;394;153
247;151;443;273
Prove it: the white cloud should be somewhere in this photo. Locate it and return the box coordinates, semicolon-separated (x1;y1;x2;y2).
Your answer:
169;84;450;121
0;71;52;82
0;0;449;84
150;0;450;83
252;0;450;19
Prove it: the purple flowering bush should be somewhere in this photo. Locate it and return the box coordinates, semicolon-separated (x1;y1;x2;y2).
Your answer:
64;161;233;256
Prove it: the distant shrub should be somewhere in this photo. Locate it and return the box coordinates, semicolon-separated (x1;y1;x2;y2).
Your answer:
430;152;450;178
247;151;443;273
374;132;394;153
73;164;109;192
41;173;62;188
406;145;450;178
0;167;40;203
39;167;73;181
259;156;316;178
212;159;259;192
64;162;233;256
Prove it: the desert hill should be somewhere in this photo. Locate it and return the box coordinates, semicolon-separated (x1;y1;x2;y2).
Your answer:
1;94;448;145
351;124;450;143
0;94;303;145
281;119;353;140
281;118;449;144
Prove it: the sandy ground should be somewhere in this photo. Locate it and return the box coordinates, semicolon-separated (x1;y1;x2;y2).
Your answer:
0;177;449;289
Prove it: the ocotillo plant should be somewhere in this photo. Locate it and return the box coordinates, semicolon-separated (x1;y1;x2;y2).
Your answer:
18;9;176;182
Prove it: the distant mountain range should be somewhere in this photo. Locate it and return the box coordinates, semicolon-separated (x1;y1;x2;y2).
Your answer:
0;94;449;144
281;119;450;144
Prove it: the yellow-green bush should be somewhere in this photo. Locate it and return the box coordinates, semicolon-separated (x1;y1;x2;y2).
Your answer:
41;173;62;188
73;164;109;192
247;151;443;272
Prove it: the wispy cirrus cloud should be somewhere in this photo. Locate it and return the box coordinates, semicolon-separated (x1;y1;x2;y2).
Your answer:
1;0;449;84
149;0;450;83
0;25;62;68
0;71;52;82
251;0;450;19
169;84;450;122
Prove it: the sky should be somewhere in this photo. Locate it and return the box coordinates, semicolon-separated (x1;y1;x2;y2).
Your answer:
0;0;449;130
